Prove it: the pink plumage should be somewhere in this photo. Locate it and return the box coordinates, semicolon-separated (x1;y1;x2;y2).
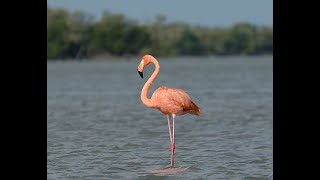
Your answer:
151;86;200;116
137;54;200;169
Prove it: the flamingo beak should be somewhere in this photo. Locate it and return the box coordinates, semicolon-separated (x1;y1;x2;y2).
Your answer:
137;61;144;79
137;70;143;79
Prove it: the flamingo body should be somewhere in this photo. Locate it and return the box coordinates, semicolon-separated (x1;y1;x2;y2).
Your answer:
151;86;200;116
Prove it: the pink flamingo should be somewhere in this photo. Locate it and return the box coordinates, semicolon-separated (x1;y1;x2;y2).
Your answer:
137;55;201;169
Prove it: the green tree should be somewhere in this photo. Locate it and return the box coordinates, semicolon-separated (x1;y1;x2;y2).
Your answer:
224;23;257;54
88;12;130;55
123;25;152;55
255;27;273;54
62;11;94;58
88;12;152;56
47;8;69;59
175;29;205;55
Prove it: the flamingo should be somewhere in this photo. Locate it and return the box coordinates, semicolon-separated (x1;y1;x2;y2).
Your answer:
137;54;201;169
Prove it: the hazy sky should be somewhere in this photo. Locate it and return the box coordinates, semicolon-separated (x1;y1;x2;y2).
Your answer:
47;0;273;27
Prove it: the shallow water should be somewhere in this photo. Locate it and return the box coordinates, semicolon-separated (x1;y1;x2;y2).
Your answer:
47;56;273;179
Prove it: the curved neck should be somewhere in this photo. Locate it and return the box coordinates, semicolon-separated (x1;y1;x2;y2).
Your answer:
141;58;160;108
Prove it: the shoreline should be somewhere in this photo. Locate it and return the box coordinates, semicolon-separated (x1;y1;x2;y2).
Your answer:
47;54;273;61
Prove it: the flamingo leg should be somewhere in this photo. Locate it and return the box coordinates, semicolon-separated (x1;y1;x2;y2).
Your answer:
172;114;175;144
171;114;176;168
167;114;173;145
167;114;174;168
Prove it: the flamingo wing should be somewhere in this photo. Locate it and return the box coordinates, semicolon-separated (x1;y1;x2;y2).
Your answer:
151;86;195;115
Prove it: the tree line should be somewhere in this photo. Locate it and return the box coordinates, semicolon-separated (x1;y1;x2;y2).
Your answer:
47;7;273;59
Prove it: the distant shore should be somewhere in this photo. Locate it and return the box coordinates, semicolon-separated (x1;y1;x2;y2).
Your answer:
47;54;273;62
47;7;273;60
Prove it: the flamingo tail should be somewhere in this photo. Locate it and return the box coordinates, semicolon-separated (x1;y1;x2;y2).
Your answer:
189;101;201;116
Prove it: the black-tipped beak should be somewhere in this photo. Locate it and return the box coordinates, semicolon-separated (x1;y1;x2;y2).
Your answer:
138;70;143;79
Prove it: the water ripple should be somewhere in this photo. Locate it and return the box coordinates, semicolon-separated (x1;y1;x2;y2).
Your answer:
48;57;273;179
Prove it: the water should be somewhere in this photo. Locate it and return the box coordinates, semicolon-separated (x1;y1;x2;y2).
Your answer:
47;56;273;179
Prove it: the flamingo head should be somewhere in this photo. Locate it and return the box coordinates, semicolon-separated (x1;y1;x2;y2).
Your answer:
137;54;154;79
